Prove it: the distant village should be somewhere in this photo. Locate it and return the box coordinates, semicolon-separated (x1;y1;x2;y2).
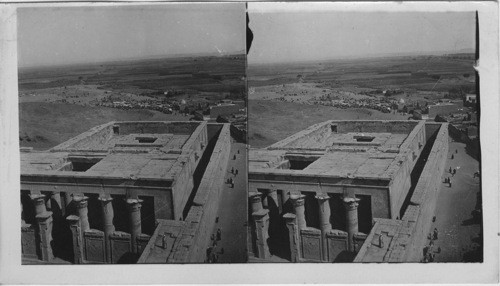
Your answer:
93;92;248;141
271;87;479;159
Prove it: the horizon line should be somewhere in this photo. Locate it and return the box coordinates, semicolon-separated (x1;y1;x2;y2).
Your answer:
18;50;247;70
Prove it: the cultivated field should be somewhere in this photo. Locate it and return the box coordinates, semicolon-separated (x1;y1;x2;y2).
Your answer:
19;54;246;150
248;54;476;147
248;100;408;148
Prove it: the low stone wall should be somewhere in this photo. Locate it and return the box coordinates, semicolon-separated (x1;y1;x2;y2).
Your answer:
284;225;363;262
51;122;114;151
21;224;38;260
165;124;232;263
117;121;201;135
334;120;418;134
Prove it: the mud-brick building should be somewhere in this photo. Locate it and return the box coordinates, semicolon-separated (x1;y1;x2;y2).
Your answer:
248;120;447;262
20;121;234;264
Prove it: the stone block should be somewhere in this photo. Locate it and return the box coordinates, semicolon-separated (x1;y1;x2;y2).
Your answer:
109;231;131;263
84;230;106;263
326;234;348;261
21;224;37;259
301;231;322;261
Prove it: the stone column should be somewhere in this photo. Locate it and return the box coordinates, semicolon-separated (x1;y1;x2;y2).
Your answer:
343;197;360;252
290;194;307;230
67;215;83;264
31;194;47;216
283;213;300;262
316;193;332;261
99;196;115;263
36;211;54;262
100;196;115;235
31;194;53;262
249;192;263;214
252;209;270;259
316;193;332;232
127;198;143;253
73;195;90;232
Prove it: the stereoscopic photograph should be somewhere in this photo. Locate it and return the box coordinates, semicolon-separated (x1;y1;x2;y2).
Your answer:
247;4;482;263
0;0;498;284
18;3;248;264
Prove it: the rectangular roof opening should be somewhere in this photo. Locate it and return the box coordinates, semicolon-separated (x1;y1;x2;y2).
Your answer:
67;157;103;172
285;156;320;170
136;136;158;143
354;135;375;142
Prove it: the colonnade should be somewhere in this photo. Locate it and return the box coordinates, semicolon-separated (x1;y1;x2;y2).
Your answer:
250;189;361;261
21;191;144;263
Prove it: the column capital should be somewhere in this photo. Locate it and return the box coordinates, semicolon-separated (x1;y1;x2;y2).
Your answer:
36;211;53;222
127;198;143;212
267;188;278;194
73;195;89;208
99;196;113;203
252;208;269;220
249;192;262;202
30;193;45;202
66;215;80;225
315;193;330;201
126;198;143;204
290;194;306;207
31;193;47;215
283;213;297;223
343;197;360;210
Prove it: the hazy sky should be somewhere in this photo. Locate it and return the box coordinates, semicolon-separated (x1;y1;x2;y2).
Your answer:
248;9;475;64
18;4;245;67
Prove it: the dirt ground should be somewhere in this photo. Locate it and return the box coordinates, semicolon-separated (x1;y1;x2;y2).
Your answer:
208;141;248;263
248;99;409;148
430;140;482;262
19;102;191;150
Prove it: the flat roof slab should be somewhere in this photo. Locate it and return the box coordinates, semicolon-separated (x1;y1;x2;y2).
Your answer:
21;121;206;181
249;120;423;180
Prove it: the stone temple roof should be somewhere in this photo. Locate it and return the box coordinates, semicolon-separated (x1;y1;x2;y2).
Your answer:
21;121;206;181
249;120;424;180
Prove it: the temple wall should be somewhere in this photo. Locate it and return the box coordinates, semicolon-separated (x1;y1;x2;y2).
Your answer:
165;124;231;263
171;159;195;220
405;123;449;261
388;121;426;218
